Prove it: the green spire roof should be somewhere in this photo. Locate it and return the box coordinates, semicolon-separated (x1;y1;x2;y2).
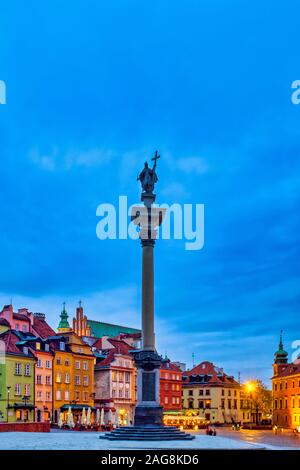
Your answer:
58;302;71;330
274;330;288;363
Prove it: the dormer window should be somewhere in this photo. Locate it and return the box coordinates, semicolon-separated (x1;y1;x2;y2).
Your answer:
22;325;27;333
36;342;41;350
59;342;65;351
45;344;50;352
23;347;28;355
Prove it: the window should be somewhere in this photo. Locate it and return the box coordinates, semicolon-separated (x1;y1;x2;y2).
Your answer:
125;390;129;399
75;375;80;385
164;383;169;391
228;399;232;409
75;391;80;401
25;364;31;376
83;392;88;401
205;401;211;409
112;371;116;381
36;342;41;350
56;357;61;365
221;399;225;409
22;325;27;333
119;372;124;381
45;344;50;352
198;400;204;409
205;389;210;396
36;375;42;385
119;389;123;398
46;392;51;401
199;390;203;396
65;373;70;384
23;347;29;355
83;362;88;371
228;390;231;397
83;376;89;386
65;390;70;401
164;397;169;404
15;324;19;331
112;389;116;398
56;390;61;400
15;383;21;395
188;390;193;396
45;360;51;369
65;359;70;366
75;361;80;370
59;342;65;351
37;391;42;401
56;373;62;383
188;400;193;409
15;363;21;376
234;390;237;397
46;376;51;386
233;399;237;409
221;389;225;396
24;384;30;396
125;372;130;383
37;359;42;368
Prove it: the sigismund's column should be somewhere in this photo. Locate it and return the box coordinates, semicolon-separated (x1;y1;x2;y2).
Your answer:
131;153;166;426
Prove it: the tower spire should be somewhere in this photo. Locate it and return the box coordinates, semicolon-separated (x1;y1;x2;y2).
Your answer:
274;330;288;365
57;302;71;333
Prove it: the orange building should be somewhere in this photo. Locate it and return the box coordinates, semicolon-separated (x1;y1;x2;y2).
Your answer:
160;359;182;410
50;330;95;423
272;333;300;429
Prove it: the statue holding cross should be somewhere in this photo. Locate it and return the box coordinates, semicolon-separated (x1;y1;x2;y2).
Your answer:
137;151;160;194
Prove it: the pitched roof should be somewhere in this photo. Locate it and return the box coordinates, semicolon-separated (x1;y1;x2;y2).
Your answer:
13;312;30;322
94;338;135;368
184;361;239;386
32;316;56;339
87;319;140;339
161;361;182;372
273;362;300;378
0;318;10;326
0;330;35;357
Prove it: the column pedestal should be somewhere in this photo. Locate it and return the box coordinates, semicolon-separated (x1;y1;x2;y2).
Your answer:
131;350;163;426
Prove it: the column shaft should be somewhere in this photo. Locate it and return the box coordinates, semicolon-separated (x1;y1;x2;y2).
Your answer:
142;244;155;350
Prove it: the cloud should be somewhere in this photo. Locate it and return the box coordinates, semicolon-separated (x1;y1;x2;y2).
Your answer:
176;156;209;175
29;146;114;171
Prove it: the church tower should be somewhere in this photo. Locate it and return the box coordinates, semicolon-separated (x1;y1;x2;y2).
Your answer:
273;330;288;376
57;302;72;333
72;301;91;337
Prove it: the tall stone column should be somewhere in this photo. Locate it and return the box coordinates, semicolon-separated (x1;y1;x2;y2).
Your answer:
131;196;165;426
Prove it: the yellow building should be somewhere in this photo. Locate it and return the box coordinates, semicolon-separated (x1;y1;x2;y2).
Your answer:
182;361;246;424
50;332;95;424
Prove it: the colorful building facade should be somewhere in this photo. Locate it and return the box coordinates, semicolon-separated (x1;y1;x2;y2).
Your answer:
160;359;182;410
94;338;136;425
182;361;245;424
272;333;300;429
0;328;36;422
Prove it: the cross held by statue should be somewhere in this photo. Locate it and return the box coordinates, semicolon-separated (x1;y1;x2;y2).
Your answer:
152;150;160;166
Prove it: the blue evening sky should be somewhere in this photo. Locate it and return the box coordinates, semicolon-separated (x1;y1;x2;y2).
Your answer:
0;1;299;385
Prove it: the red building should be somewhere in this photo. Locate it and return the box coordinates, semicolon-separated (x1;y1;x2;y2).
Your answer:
272;332;300;429
160;359;182;410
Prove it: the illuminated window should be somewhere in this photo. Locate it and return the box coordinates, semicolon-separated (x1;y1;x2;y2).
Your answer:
83;376;89;386
56;373;62;383
65;373;70;384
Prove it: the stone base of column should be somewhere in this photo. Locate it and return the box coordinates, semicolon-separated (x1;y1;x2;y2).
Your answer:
134;405;163;426
131;350;163;427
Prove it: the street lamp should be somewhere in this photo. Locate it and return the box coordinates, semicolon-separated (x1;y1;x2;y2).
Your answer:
245;382;257;425
6;386;11;423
